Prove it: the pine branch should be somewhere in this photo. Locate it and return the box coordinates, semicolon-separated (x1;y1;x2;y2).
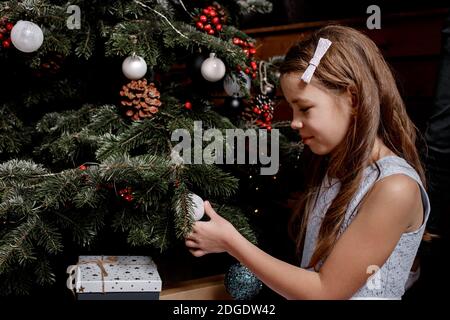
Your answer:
184;165;239;199
98;153;171;183
73;184;104;209
36;169;82;211
0;106;31;156
190;107;237;130
34;254;56;286
20;78;80;108
33;218;63;254
35;131;93;166
52;208;104;247
164;22;249;68
95;120;170;161
0;215;38;271
234;0;273;15
111;206;172;251
75;24;96;59
0;191;34;218
172;181;194;239
0;160;49;184
36;105;95;135
87;105;130;135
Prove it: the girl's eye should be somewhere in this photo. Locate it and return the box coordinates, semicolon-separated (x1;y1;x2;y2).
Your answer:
299;107;311;113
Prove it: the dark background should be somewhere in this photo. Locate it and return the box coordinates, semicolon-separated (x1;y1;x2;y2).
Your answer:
241;0;449;28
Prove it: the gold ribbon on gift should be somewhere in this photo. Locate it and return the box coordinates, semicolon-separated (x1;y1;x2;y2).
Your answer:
66;255;118;295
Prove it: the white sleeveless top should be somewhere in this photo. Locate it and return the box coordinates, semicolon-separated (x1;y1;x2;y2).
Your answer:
300;155;430;299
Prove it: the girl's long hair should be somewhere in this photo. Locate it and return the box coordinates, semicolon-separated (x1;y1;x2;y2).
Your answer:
281;25;426;270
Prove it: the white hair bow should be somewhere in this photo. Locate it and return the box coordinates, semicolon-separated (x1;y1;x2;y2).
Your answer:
301;38;332;83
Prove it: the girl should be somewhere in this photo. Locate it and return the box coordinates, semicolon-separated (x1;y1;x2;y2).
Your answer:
184;25;430;300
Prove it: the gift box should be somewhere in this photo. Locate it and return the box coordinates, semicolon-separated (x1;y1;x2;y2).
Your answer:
66;255;162;300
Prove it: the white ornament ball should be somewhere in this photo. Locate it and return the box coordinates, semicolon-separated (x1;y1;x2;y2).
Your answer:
224;72;251;97
10;20;44;53
201;53;226;82
122;54;148;80
189;193;204;221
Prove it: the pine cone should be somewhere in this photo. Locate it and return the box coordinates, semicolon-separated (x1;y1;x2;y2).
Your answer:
119;79;162;121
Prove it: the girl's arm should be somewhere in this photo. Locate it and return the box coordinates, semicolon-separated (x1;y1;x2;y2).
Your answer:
186;174;422;299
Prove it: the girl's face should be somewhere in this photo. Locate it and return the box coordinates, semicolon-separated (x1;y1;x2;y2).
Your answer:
280;72;354;155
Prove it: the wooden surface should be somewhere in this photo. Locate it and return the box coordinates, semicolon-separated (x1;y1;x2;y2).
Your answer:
160;274;232;300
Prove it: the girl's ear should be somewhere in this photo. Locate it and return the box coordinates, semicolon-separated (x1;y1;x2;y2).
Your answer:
346;85;358;114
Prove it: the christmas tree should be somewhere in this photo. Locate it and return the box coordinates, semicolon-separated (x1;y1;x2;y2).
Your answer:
0;0;303;296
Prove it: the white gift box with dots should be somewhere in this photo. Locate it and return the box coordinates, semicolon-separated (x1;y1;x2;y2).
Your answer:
70;255;161;299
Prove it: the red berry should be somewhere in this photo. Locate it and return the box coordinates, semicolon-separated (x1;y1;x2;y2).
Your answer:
184;101;192;110
252;72;257;79
208;29;215;35
236;65;242;71
244;67;250;74
215;24;222;31
79;165;87;170
2;39;10;48
263;105;269;111
253;107;260;114
209;10;217;17
203;8;211;15
251;61;257;70
249;48;257;55
233;37;240;45
196;22;204;29
0;33;3;40
200;15;208;23
212;17;220;25
243;49;249;57
124;194;133;202
6;23;13;31
267;126;272;131
204;24;212;31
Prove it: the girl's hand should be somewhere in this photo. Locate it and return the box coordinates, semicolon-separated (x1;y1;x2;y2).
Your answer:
185;201;237;257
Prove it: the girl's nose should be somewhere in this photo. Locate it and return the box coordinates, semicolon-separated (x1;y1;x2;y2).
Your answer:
291;119;304;130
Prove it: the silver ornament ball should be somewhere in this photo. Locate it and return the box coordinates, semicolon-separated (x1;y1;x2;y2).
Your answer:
122;54;148;80
201;53;226;82
10;20;44;53
189;193;204;221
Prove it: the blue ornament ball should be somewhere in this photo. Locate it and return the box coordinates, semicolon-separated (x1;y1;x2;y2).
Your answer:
224;263;263;300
